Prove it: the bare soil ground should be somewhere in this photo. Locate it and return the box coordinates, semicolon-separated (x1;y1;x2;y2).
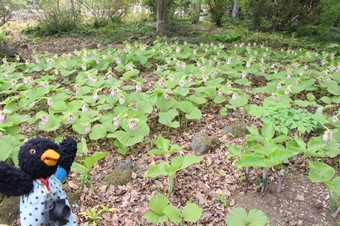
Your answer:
1;23;340;226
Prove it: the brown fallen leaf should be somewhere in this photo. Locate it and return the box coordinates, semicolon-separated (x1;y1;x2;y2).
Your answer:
206;156;213;166
98;184;107;193
68;180;79;189
229;199;235;206
102;212;113;222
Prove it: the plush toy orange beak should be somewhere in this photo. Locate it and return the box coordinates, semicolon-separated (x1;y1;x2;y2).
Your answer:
41;149;60;166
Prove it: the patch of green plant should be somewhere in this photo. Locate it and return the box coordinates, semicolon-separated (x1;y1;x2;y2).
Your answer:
215;194;230;207
80;204;116;226
248;101;329;135
202;30;242;43
0;134;21;166
287;128;340;158
225;207;270;226
146;135;203;192
0;32;5;45
71;151;108;185
144;193;203;225
0;38;339;165
227;123;299;195
308;161;340;218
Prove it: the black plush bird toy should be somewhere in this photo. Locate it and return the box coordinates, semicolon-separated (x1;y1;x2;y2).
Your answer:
0;137;78;226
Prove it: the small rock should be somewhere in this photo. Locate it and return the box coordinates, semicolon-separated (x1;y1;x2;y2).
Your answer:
191;131;218;155
296;194;304;201
224;123;248;138
0;45;24;62
85;43;98;49
103;161;134;187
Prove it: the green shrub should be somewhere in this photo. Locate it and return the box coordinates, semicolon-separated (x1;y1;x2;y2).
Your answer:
77;0;133;27
239;0;321;32
202;29;242;42
205;0;231;26
318;0;340;28
29;1;82;35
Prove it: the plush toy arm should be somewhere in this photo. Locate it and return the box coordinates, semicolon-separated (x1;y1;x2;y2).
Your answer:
58;138;77;174
0;161;33;196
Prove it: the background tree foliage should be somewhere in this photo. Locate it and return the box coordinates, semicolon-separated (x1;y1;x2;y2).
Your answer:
0;0;24;27
239;0;321;31
238;0;339;41
77;0;133;27
204;0;231;26
29;0;82;35
0;0;339;41
0;0;12;27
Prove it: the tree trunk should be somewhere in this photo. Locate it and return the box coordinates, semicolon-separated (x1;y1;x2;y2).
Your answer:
156;0;169;36
231;0;239;19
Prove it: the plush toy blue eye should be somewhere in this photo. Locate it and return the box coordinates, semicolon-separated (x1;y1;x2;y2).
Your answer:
29;149;36;154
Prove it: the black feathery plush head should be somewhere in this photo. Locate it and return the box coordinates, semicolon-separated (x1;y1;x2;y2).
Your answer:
19;138;60;179
0;137;77;197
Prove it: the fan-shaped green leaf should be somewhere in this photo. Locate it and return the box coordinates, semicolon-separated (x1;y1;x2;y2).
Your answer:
145;162;170;178
148;193;169;215
247;209;269;226
182;203;203;222
84;152;108;169
308;161;335;183
164;206;182;222
225;207;248;225
89;124;107;140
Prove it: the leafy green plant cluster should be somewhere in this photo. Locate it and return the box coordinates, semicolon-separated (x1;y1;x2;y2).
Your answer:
227;123;298;195
227;96;339;217
144;136;203;224
307;161;340;218
144;193;203;225
227;110;339;196
71;151;108;185
0;39;339;164
248;100;328;135
202;30;242;43
145;135;203;192
80;204;116;226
